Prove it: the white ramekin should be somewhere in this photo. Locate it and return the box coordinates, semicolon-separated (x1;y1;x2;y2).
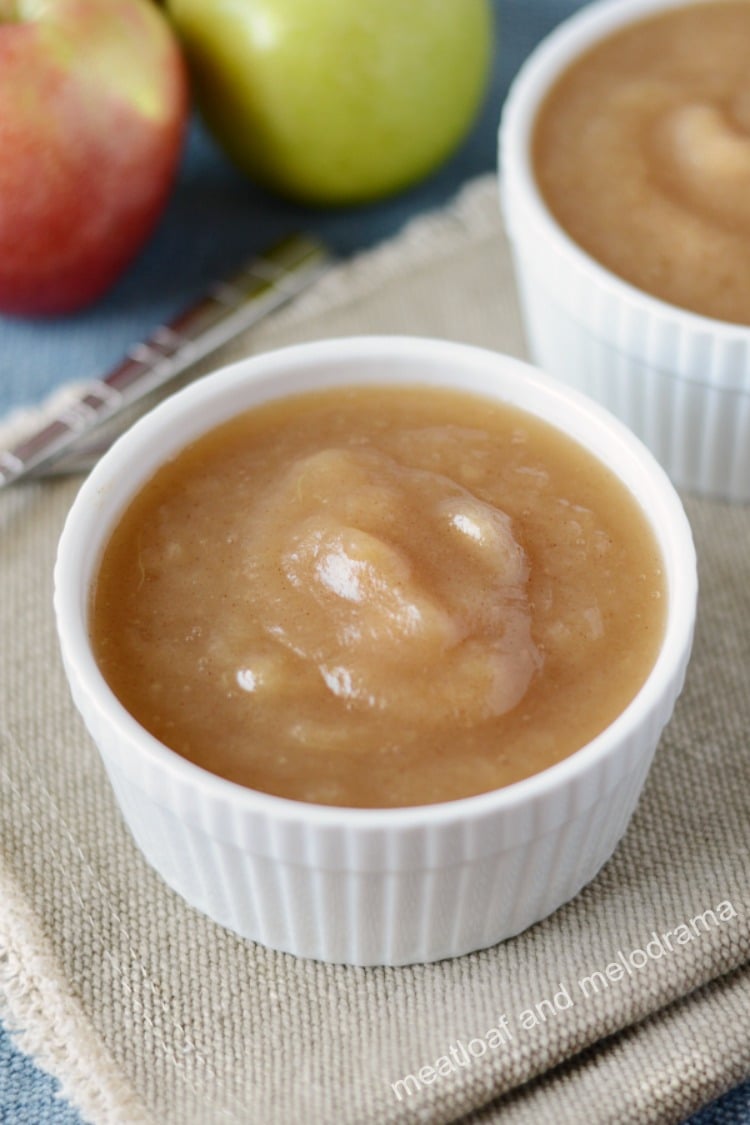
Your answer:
499;0;750;502
54;336;697;965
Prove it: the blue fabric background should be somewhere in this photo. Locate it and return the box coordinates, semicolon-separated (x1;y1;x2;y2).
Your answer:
1;1;747;1121
0;0;572;414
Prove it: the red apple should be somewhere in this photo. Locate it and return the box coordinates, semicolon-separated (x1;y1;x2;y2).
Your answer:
0;0;188;316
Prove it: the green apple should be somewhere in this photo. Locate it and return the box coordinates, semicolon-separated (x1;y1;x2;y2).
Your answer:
166;0;493;204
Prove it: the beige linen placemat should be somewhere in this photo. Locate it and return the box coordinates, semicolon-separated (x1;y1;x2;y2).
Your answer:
1;175;749;1125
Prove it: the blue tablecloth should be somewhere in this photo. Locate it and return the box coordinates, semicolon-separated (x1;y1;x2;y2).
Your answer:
1;1;748;1120
0;0;585;416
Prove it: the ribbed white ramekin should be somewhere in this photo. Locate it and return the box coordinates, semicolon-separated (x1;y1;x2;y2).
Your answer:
499;0;750;502
54;336;697;965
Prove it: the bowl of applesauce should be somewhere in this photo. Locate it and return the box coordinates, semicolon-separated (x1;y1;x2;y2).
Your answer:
54;336;697;964
500;0;750;501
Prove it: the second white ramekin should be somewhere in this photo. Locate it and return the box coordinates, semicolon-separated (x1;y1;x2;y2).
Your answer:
54;336;697;965
499;0;750;502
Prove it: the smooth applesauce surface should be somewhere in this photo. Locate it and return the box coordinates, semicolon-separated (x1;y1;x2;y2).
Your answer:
533;1;750;324
91;385;665;808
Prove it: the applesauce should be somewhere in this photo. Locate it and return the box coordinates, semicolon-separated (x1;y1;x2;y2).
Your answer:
533;1;750;325
90;385;665;808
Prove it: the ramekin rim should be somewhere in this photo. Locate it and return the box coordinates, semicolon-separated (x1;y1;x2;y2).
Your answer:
54;334;697;834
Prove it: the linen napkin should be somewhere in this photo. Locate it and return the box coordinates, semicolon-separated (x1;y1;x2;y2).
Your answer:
1;175;748;1125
